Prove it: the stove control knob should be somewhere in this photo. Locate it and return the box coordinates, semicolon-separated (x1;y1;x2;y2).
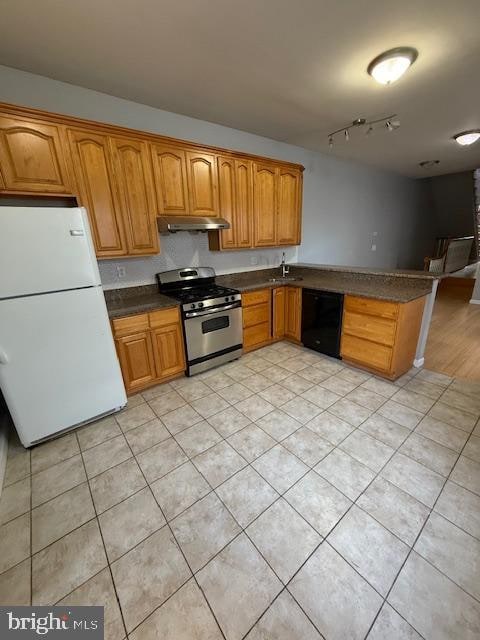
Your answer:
225;297;229;303
198;302;204;308
230;296;235;301
190;303;195;309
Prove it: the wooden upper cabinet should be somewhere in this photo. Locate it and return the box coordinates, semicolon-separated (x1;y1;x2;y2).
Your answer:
253;162;277;246
277;167;301;245
151;143;189;214
68;128;126;257
234;159;253;247
217;156;236;248
0;115;71;193
111;137;159;255
186;151;219;216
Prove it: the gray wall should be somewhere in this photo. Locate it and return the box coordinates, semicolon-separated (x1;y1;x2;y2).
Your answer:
298;152;433;269
426;171;475;239
0;64;431;287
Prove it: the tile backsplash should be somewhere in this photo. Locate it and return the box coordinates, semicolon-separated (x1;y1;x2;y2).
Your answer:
99;232;298;289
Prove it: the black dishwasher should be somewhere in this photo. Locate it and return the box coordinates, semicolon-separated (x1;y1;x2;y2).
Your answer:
301;289;344;358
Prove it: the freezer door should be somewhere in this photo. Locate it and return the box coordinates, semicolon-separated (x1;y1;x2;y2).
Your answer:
0;206;100;298
0;286;127;446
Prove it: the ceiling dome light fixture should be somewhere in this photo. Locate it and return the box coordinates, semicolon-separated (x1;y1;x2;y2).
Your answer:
453;130;480;146
368;47;418;85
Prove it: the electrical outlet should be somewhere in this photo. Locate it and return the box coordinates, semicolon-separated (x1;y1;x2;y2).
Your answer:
116;265;126;278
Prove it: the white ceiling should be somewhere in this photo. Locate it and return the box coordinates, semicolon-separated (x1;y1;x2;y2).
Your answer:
1;0;480;177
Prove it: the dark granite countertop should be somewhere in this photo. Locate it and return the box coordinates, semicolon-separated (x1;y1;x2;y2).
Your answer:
216;265;435;303
104;285;179;319
104;264;437;318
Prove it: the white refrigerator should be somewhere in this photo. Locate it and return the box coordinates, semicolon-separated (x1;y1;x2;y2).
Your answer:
0;206;127;447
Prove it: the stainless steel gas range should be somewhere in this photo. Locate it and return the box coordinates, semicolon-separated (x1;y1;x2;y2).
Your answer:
157;267;242;376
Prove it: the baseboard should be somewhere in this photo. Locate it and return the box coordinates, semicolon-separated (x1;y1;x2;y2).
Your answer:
413;357;425;368
469;298;480;305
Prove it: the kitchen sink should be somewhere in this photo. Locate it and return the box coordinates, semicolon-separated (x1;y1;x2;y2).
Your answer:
268;276;303;282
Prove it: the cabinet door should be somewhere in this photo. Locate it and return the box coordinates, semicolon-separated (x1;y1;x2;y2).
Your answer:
151;143;189;214
217;156;236;248
277;167;301;245
253;162;277;246
273;287;285;339
234;159;253;247
285;286;302;341
68;128;126;257
0;115;71;193
111;137;159;255
152;324;186;379
186;151;219;216
115;332;157;392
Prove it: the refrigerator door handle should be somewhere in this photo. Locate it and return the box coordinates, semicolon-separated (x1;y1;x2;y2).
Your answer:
0;348;9;364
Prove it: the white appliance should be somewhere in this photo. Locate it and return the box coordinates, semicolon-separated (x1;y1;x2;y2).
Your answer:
0;206;127;447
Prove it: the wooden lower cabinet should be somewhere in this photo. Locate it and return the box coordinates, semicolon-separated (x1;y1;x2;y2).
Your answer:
242;289;272;350
272;287;285;339
242;285;302;351
284;286;302;341
151;324;185;379
112;307;185;393
115;331;157;392
340;294;426;380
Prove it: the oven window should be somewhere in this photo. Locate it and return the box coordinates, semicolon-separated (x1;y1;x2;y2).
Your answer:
202;315;230;334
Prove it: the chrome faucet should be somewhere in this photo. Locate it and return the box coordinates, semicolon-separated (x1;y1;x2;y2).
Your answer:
281;252;290;278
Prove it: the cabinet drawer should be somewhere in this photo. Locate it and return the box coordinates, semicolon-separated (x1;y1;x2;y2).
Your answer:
345;295;398;320
244;323;270;348
242;289;271;307
243;303;270;328
111;313;149;337
149;306;180;329
343;311;397;347
341;334;393;373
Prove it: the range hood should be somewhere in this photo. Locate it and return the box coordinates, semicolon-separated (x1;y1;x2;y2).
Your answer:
157;216;230;233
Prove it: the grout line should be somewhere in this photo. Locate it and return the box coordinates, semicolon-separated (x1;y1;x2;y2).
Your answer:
10;344;480;638
361;423;478;638
122;428;228;640
74;430;129;639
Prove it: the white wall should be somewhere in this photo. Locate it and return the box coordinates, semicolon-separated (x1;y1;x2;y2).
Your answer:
0;64;432;287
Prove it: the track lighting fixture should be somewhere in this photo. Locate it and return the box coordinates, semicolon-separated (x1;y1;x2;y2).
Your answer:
327;114;399;148
419;160;440;168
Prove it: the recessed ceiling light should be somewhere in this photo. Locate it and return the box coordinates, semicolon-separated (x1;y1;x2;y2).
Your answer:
368;47;418;85
453;130;480;146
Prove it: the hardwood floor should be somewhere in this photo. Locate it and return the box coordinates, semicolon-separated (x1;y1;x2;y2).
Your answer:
424;278;480;380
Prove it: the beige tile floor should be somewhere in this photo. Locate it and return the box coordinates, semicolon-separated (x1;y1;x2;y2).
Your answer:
1;340;480;639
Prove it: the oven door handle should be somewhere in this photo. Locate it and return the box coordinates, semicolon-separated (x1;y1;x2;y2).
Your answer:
184;301;241;318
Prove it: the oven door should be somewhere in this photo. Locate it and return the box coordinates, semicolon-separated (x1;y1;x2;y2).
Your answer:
183;302;243;362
